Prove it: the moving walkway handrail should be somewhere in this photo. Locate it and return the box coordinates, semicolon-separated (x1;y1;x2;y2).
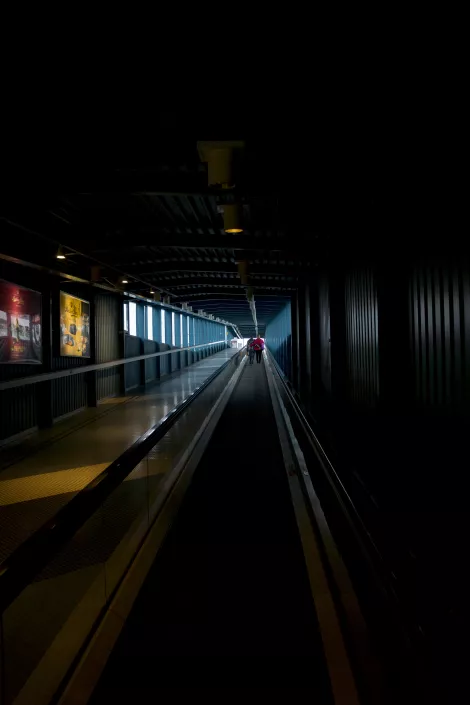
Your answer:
268;352;379;553
0;350;242;614
267;351;422;646
0;339;227;392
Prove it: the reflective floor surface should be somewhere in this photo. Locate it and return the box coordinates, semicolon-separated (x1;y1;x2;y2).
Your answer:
0;349;238;563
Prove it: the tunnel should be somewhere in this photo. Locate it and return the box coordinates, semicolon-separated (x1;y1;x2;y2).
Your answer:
0;123;466;705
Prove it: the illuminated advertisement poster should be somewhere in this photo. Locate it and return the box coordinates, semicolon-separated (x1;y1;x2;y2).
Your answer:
60;292;90;358
0;280;42;364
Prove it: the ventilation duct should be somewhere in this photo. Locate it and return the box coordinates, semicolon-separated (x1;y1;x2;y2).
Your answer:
197;140;244;188
223;203;243;233
236;260;250;285
198;140;245;232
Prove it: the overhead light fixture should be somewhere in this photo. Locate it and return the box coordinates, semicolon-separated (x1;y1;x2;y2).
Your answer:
56;246;66;260
223;204;243;233
121;279;128;284
150;290;155;294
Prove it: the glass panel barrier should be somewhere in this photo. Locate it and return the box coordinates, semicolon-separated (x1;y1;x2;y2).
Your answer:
0;349;244;705
2;509;107;705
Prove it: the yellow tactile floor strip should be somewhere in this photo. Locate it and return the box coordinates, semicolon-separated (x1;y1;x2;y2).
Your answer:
0;459;171;506
0;465;109;506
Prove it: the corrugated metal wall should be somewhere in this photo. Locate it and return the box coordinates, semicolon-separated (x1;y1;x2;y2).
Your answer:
318;276;332;395
0;385;37;440
287;259;470;421
51;363;87;418
0;331;89;440
344;268;379;408
0;359;40;440
124;335;141;391
96;293;120;401
409;260;470;411
265;302;292;377
143;339;157;383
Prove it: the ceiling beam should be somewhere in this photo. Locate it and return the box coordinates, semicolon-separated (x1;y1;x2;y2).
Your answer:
87;232;292;252
157;273;298;285
168;286;295;298
149;276;240;288
197;302;288;309
142;275;297;288
124;262;238;275
172;294;292;302
111;261;307;276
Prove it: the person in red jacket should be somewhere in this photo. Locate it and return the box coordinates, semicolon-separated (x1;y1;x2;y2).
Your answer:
252;336;265;364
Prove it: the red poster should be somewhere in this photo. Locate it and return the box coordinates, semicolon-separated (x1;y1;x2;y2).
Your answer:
0;280;42;364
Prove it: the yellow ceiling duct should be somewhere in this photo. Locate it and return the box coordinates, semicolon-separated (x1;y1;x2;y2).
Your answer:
224;204;243;233
198;140;245;232
197;140;244;188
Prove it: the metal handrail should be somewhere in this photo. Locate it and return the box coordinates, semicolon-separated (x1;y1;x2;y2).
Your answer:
267;352;371;543
0;349;242;613
267;351;395;572
267;350;424;650
0;340;227;392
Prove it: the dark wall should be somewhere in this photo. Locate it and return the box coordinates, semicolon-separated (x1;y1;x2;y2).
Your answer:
409;260;470;412
296;257;470;419
124;335;141;392
143;339;157;383
291;251;470;702
315;256;470;419
344;267;379;409
0;258;126;441
96;292;120;401
51;363;87;419
265;302;291;376
318;275;332;396
0;261;88;439
0;385;37;442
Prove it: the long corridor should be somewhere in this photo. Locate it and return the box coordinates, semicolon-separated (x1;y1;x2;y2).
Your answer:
90;358;334;700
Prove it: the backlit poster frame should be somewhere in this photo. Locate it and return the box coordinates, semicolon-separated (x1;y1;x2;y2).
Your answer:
60;291;91;358
0;279;42;364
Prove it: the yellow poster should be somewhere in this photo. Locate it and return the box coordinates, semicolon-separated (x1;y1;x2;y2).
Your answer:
60;292;91;358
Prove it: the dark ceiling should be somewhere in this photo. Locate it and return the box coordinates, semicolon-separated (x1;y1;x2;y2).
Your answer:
0;111;455;336
0;133;331;336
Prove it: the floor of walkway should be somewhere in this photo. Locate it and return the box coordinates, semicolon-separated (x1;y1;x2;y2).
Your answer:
90;358;333;701
0;348;238;563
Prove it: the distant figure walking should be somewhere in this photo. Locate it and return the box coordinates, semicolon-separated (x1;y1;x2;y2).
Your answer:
247;337;255;365
252;336;265;364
